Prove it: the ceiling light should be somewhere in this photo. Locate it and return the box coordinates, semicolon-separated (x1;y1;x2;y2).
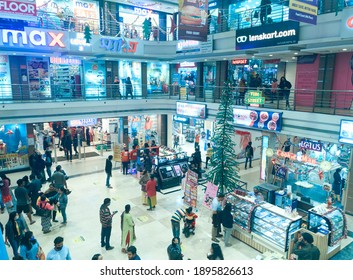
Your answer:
204;59;207;61
269;54;273;57
343;48;347;51
294;52;298;55
292;57;296;59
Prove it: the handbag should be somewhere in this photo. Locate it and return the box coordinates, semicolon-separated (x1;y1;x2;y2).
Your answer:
36;246;46;260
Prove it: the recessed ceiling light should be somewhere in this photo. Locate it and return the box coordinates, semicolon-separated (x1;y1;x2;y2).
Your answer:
204;59;207;61
269;54;273;57
223;58;226;60
343;48;347;51
42;55;46;57
292;57;296;59
12;53;16;55
294;52;298;55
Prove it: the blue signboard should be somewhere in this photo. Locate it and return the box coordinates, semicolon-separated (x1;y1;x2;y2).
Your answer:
233;108;282;132
235;21;299;50
289;0;318;25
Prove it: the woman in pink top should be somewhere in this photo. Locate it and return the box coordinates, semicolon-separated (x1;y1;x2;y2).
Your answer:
36;194;54;233
146;175;157;211
0;173;13;212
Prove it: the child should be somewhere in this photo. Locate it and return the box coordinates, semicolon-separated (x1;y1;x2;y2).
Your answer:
183;207;198;237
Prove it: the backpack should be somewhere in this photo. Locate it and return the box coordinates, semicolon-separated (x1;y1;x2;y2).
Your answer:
37;202;51;217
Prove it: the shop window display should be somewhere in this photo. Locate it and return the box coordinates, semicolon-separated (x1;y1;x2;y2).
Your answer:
0;124;29;171
270;136;350;206
147;63;170;94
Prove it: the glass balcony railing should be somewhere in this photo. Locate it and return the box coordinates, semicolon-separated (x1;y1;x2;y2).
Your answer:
1;83;353;117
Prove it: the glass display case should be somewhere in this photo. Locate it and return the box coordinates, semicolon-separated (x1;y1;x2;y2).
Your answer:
308;206;347;246
251;206;302;251
227;195;256;232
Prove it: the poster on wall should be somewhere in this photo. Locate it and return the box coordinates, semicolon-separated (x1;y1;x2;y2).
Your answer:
183;169;198;208
83;61;106;97
119;61;142;97
0;124;29;171
27;57;51;99
73;0;100;34
0;55;12;99
203;181;218;209
178;0;209;42
37;0;74;30
233;129;262;163
147;62;170;94
233;108;282;132
260;136;269;181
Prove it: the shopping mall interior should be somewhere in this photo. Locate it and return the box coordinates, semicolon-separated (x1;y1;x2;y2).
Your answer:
1;0;353;262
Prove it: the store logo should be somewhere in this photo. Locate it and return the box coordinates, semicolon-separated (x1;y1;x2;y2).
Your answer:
1;29;65;47
173;115;189;123
299;139;322;152
347;16;353;28
100;37;138;53
236;36;247;43
248;29;296;42
0;1;36;16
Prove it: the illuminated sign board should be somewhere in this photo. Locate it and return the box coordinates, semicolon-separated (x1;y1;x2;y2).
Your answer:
245;91;265;106
298;139;322;152
176;102;207;119
173;115;190;124
50;57;81;65
0;0;37;21
99;37;138;54
67;118;98;127
339;119;353;145
231;59;248;65
0;28;66;49
233;108;282;132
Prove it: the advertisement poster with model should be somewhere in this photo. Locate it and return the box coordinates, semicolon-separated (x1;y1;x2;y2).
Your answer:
203;181;218;209
0;55;12;99
178;0;209;41
234;129;262;163
184;169;198;208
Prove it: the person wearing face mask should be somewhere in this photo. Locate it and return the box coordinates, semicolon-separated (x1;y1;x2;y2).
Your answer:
46;236;72;260
19;231;41;260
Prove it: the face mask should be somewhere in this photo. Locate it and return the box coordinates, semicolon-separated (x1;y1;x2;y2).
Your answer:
56;246;63;251
30;236;35;242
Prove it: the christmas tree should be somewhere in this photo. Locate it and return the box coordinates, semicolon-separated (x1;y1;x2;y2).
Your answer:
84;24;92;43
142;18;151;40
207;81;240;194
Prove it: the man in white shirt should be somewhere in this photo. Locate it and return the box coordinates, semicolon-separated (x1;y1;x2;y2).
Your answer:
211;193;225;242
46;236;72;260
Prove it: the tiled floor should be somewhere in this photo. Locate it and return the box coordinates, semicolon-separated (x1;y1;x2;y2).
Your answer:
1;147;352;260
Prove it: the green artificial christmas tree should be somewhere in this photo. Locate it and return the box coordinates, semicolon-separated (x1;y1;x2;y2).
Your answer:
84;24;92;43
207;81;240;194
142;18;151;40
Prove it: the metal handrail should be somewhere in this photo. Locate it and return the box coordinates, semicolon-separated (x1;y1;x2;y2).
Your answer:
1;83;353;117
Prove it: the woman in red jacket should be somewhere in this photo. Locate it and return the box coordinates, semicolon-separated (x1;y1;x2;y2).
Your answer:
146;175;157;211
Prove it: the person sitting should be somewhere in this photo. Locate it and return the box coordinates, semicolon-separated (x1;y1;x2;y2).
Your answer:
290;232;320;260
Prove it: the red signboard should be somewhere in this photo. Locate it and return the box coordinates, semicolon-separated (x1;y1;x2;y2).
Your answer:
0;0;37;21
231;59;248;65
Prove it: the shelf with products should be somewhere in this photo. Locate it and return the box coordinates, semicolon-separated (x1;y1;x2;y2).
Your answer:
226;194;257;232
251;205;302;252
308;204;347;246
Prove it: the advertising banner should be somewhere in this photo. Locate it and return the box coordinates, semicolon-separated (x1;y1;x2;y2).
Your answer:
339;119;353;145
341;8;353;39
0;0;37;21
233;108;282;132
0;55;12;99
289;0;318;25
183;169;198;208
176;36;213;54
83;61;106;97
235;21;299;50
67;118;97;127
176;101;207;119
203;181;218;209
27;57;51;99
178;0;209;42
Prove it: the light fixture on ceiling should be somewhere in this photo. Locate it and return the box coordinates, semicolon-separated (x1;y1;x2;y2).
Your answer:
294;52;298;55
204;59;207;61
342;48;348;51
269;54;273;57
292;57;296;59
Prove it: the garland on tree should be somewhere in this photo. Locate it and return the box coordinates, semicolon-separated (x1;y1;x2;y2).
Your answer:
207;81;240;195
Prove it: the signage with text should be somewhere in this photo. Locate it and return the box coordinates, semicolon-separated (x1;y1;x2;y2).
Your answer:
289;0;318;25
245;91;265;105
341;9;353;39
276;149;317;164
67;118;98;127
299;139;322;152
231;59;248;65
173;115;190;124
0;0;37;21
0;28;67;50
339;119;353;145
178;0;209;42
99;37;138;54
176;101;207;119
176;36;213;55
233;108;282;132
236;21;299;50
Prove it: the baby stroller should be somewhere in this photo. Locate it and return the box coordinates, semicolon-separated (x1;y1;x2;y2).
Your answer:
183;207;198;238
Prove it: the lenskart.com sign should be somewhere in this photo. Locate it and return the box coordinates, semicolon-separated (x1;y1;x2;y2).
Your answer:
236;21;299;50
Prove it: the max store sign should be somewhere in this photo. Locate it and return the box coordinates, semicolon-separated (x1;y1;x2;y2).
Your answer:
100;37;138;54
0;29;65;48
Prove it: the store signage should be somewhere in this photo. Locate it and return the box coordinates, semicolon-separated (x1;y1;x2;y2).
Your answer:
173;115;190;124
50;57;81;65
341;9;353;38
276;149;317;164
0;55;12;99
100;37;138;53
231;59;248;65
245;91;265;106
180;62;195;67
299;139;322;152
339;119;353;145
0;28;65;48
289;0;318;25
233;108;282;132
67;118;97;127
0;0;37;21
176;36;213;54
235;21;299;50
176;101;207;119
70;33;90;46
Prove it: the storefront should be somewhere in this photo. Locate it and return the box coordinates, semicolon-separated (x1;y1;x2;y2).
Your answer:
50;57;83;98
264;134;350;208
0;123;30;172
119;61;142;97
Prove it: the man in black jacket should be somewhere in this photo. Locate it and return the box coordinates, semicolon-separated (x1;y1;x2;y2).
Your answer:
105;155;113;188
